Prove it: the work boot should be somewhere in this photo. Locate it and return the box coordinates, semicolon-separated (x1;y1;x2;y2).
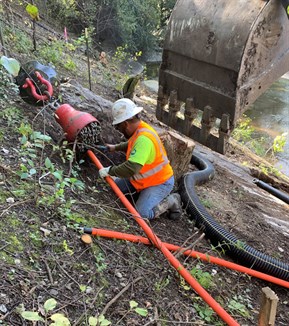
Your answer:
153;193;182;220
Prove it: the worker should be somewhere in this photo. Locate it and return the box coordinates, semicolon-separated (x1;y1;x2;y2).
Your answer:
98;98;182;220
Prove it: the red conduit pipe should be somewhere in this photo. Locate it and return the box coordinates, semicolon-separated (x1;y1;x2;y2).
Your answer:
87;150;239;326
84;227;289;289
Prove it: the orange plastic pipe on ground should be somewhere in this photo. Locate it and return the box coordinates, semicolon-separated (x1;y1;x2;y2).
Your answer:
87;149;240;326
85;227;289;289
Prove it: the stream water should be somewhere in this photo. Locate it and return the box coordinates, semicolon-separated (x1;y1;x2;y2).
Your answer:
245;74;289;177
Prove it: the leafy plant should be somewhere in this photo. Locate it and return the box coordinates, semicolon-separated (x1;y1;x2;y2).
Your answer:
154;276;171;292
232;116;254;143
95;252;107;273
0;107;23;126
259;163;281;177
227;294;253;318
62;240;74;256
190;264;214;290
200;198;213;209
4;27;33;53
89;315;111;326
19;298;70;325
193;298;215;323
0;66;19;107
265;132;288;156
129;300;148;317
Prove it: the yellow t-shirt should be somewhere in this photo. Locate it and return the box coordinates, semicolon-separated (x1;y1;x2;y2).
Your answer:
128;135;156;166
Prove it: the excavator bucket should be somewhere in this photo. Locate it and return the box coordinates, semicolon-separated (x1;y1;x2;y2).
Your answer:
157;0;289;153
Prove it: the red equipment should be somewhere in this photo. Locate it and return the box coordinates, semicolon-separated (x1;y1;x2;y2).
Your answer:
22;72;99;142
54;104;97;142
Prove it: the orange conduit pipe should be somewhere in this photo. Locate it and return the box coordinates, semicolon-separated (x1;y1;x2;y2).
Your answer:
84;227;289;289
87;150;239;326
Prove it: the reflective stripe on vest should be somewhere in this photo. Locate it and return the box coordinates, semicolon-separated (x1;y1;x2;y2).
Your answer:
130;128;168;181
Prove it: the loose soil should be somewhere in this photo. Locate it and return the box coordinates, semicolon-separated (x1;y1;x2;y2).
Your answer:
0;5;289;326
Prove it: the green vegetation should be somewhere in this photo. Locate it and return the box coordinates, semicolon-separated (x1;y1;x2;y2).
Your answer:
232;115;287;170
190;264;214;290
33;0;176;54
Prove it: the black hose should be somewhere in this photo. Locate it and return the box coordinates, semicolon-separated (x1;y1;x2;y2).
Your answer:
253;179;289;205
179;152;289;281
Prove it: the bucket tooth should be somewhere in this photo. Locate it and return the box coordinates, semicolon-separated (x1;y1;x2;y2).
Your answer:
168;90;180;128
156;85;168;121
200;106;216;145
217;114;230;154
184;98;198;136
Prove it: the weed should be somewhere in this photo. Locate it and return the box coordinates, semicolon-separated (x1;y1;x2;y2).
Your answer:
0;107;23;127
190;264;214;290
94;252;107;273
193;297;217;323
272;132;287;154
37;39;76;71
18;298;71;325
154;276;171;292
259;163;281;177
232;116;254;143
200;198;213;209
89;314;111;326
62;240;74;256
227;294;253;318
18;296;113;325
129;300;148;317
4;27;33;53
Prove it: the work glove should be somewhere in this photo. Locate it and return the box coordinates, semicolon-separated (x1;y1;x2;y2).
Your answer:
99;166;111;179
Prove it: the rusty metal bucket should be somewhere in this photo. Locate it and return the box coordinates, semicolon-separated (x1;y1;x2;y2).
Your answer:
157;0;289;153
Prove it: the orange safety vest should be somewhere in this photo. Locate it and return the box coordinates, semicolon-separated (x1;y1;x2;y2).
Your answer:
127;121;173;190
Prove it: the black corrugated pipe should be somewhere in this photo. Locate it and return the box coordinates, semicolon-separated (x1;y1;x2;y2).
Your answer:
179;152;289;281
253;179;289;204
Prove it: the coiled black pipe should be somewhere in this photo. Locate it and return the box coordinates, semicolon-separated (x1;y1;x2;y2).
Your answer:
179;152;289;281
253;179;289;205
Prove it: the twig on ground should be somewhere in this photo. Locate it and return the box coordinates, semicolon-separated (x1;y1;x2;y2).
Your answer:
100;276;143;317
73;286;104;326
53;255;81;287
67;139;78;178
0;242;10;251
174;232;205;260
144;320;204;325
43;259;54;284
0;199;34;217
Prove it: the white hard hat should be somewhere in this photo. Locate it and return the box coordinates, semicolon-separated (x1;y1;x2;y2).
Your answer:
111;98;143;125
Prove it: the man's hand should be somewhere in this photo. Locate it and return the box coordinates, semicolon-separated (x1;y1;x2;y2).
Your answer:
106;144;116;152
99;166;111;179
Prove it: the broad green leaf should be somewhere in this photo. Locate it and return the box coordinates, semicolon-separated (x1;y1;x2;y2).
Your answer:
100;320;111;326
79;284;86;292
53;171;63;180
50;313;70;325
38;134;52;141
135;307;148;316
20;172;29;179
27;159;35;167
21;135;27;145
45;157;53;169
44;298;57;312
88;316;97;326
98;315;105;322
26;4;39;20
0;56;20;76
29;168;37;175
129;300;138;309
21;311;43;321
